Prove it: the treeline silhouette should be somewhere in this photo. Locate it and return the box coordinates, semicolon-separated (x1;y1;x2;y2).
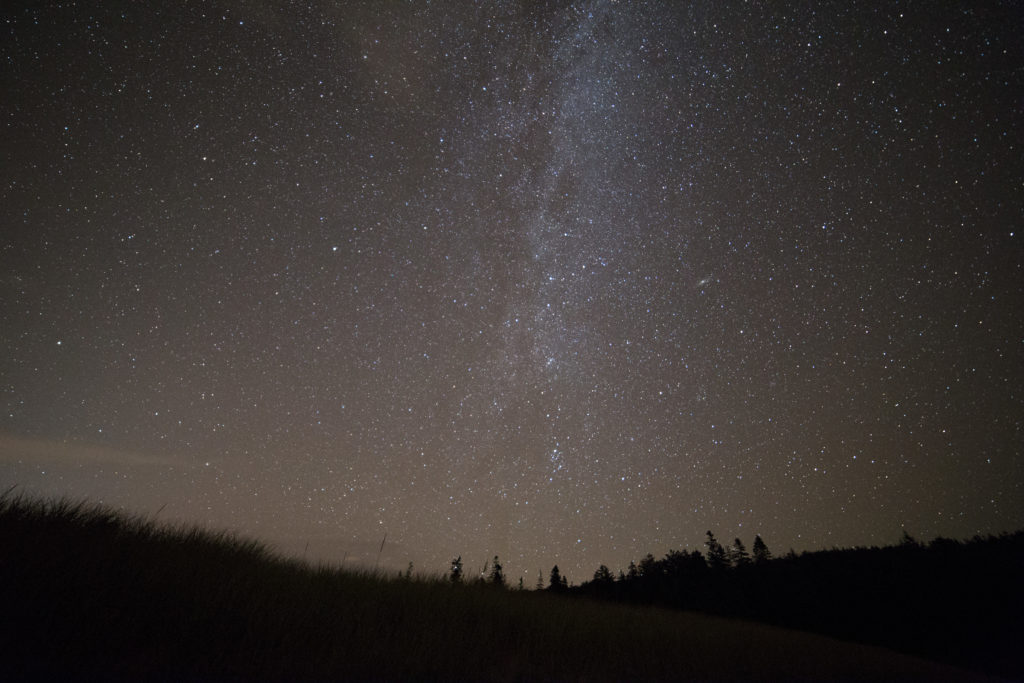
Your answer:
556;530;1023;678
447;530;1024;677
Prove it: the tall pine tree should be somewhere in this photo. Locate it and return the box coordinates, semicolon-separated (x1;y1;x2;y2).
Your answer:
730;538;751;568
705;531;729;571
752;535;772;565
549;565;567;591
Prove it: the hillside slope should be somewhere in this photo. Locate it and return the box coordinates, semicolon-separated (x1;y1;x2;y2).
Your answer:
0;496;1000;681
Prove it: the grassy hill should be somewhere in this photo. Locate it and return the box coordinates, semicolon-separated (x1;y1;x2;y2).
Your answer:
0;495;1002;681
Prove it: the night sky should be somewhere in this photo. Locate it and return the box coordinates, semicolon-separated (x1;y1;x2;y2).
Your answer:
2;1;1022;584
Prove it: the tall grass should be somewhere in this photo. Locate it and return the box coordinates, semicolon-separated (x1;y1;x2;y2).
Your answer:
0;494;993;681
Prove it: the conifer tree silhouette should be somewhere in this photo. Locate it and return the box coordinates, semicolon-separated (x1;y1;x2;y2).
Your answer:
752;535;772;565
705;531;729;571
593;564;614;584
449;556;463;584
730;538;751;568
549;565;567;591
488;555;505;587
639;553;658;578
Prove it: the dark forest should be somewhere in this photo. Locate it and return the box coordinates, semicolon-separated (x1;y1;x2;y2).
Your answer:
560;530;1024;678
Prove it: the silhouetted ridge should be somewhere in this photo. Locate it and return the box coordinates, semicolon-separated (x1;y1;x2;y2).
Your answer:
0;494;995;681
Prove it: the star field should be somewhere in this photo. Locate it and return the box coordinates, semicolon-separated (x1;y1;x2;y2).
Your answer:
2;1;1022;582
